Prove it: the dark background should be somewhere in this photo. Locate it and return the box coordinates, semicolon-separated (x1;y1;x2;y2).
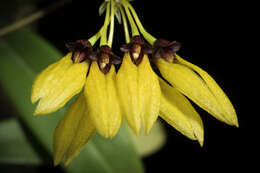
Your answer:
1;0;250;172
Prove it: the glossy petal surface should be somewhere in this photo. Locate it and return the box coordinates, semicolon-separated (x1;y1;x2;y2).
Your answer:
32;53;88;115
176;55;238;126
157;58;236;126
117;53;141;134
117;54;160;135
31;53;72;103
84;62;121;138
64;100;95;165
159;79;204;146
138;55;160;134
53;94;88;165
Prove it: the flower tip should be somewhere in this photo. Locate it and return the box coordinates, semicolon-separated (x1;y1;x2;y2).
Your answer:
194;128;204;147
108;129;118;139
127;123;141;136
104;129;119;139
30;95;37;104
64;158;72;166
33;110;40;116
133;128;141;136
53;148;64;167
232;116;239;127
225;115;239;127
144;126;152;136
103;133;110;139
108;134;114;140
33;107;46;116
233;120;239;128
98;130;114;139
198;138;204;147
53;158;60;167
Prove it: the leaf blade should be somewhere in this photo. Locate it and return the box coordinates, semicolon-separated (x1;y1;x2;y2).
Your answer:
0;118;42;164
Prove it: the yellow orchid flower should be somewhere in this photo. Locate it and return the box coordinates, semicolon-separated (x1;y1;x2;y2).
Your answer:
118;36;161;136
159;78;204;146
31;52;89;115
53;93;95;166
84;60;121;139
153;39;238;127
30;37;238;165
40;44;123;165
31;40;92;115
118;36;204;145
30;0;238;167
117;53;161;135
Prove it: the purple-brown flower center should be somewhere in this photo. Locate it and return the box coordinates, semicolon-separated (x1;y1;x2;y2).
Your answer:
153;39;181;63
120;36;153;65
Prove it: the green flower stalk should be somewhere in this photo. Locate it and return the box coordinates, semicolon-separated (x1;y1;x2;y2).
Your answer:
30;0;238;166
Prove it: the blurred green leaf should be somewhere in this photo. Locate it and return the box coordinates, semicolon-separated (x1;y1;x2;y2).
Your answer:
0;28;144;173
0;118;42;164
130;121;166;157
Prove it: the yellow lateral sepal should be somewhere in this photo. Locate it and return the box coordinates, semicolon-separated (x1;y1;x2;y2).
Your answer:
64;106;95;165
159;79;204;146
31;53;72;103
53;93;87;166
176;55;238;127
117;53;141;135
156;58;231;125
138;55;161;134
106;65;122;138
84;62;121;138
33;55;88;115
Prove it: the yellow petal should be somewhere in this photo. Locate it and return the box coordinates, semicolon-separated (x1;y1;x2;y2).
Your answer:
106;65;122;138
176;55;238;127
33;55;88;115
117;53;141;135
84;62;121;138
64;106;95;165
138;55;161;134
31;53;72;103
159;79;204;146
53;93;87;166
156;58;234;126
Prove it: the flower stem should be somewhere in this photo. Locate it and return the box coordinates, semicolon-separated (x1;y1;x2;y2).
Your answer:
119;5;130;43
100;2;111;46
126;1;157;45
108;0;115;48
88;27;103;46
122;0;139;37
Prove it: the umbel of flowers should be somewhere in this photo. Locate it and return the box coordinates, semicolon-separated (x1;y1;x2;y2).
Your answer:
31;0;238;166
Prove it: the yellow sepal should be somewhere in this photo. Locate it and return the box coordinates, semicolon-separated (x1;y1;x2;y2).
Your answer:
84;62;121;138
176;55;238;127
159;79;204;146
64;104;95;165
53;93;90;166
32;53;89;115
117;54;160;135
138;55;161;134
156;58;237;126
31;53;72;103
117;53;141;135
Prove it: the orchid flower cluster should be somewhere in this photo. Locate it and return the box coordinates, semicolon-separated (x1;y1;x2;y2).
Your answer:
31;0;238;166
